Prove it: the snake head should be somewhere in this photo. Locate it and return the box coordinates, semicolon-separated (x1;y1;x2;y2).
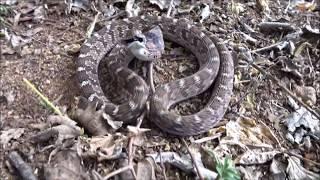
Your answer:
126;26;164;61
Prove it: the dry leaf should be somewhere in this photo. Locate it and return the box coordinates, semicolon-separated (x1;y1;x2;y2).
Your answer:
286;156;320;180
148;152;217;179
88;135;124;161
235;150;281;164
285;97;320;143
136;157;156;180
223;118;279;148
237;166;263;180
0;128;25;145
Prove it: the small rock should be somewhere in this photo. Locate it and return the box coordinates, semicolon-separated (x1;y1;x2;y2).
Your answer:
286;133;295;143
294;85;317;105
64;44;81;54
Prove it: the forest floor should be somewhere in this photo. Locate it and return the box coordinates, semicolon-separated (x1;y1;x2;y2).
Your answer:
0;0;320;179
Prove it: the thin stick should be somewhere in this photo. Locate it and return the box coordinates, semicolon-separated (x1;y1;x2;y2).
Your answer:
193;133;222;144
23;78;63;116
148;62;155;94
86;8;101;38
181;139;204;180
166;0;174;17
251;41;285;53
103;165;136;180
159;150;168;180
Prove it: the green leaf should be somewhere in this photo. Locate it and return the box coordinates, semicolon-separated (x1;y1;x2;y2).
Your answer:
202;148;241;180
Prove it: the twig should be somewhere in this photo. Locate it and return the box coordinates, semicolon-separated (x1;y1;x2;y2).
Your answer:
249;61;320;120
306;48;315;77
181;139;204;180
193;133;222;144
23;78;63;116
251;41;286;53
284;0;291;13
148;62;155;94
166;0;174;17
103;165;136;180
159;150;168;180
86;8;101;39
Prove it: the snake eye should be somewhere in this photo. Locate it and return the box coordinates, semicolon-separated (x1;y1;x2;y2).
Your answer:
125;35;144;44
134;36;144;42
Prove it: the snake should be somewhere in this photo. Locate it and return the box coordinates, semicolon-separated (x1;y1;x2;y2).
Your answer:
76;15;234;136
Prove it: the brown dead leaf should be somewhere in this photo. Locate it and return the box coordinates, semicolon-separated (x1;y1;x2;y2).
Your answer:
85;135;125;161
235;150;281;164
224;118;280;148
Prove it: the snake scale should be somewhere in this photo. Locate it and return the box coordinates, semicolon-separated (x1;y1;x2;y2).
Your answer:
77;15;234;136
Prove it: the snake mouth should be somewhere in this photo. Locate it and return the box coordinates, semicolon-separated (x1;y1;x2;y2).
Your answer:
125;25;164;61
147;49;162;60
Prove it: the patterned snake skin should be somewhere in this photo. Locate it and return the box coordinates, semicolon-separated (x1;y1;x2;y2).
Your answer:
77;15;234;136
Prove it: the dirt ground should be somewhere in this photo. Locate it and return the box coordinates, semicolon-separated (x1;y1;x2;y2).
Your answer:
1;0;320;179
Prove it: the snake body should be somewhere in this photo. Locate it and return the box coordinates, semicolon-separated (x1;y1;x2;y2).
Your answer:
77;15;234;136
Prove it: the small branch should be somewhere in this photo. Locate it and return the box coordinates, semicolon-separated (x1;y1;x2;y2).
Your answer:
23;78;63;115
193;133;222;144
103;165;136;180
148;62;155;94
166;0;174;17
159;150;168;180
251;41;286;53
86;9;101;38
181;139;204;180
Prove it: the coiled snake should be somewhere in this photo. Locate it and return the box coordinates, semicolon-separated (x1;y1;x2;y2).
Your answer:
77;15;234;136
